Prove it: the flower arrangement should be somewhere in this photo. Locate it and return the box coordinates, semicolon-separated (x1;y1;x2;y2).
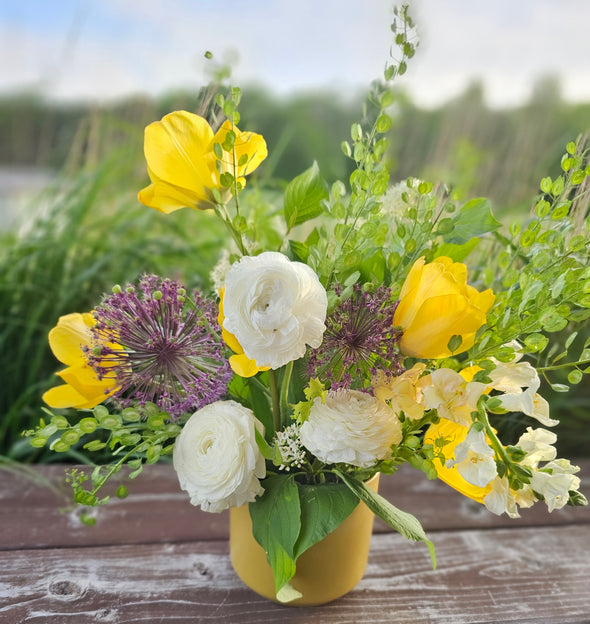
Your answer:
27;4;589;605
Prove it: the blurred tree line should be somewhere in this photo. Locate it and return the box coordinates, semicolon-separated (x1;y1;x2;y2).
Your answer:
2;76;590;214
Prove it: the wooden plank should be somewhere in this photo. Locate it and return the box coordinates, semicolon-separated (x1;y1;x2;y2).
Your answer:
1;461;589;549
1;525;589;624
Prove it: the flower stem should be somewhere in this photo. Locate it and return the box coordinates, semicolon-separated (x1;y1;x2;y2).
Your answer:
280;361;293;428
269;370;280;434
537;358;589;372
214;203;247;256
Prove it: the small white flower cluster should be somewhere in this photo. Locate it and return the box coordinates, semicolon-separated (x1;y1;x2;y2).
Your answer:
379;177;423;219
275;424;307;471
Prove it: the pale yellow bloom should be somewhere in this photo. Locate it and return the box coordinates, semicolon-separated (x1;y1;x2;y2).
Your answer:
394;256;495;359
373;363;427;420
420;367;486;427
42;313;119;409
138;111;267;213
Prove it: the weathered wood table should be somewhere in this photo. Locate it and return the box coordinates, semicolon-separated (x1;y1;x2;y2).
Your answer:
1;461;589;624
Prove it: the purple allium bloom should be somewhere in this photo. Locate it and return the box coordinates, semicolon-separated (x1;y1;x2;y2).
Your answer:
307;284;403;390
88;275;232;418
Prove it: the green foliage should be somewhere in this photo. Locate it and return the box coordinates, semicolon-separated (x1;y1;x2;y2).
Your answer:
283;162;328;232
470;139;590;391
0;142;230;460
249;473;363;602
336;470;436;568
23;402;182;505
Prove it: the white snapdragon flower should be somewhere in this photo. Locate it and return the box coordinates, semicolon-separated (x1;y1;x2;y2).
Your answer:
517;427;557;467
446;427;497;488
487;347;558;427
421;368;486;426
488;360;539;394
496;387;558;427
222;251;328;369
530;459;580;512
300;390;402;467
173;400;266;513
484;477;520;518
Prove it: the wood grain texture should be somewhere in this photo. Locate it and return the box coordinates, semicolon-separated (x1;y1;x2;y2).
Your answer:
1;462;589;623
2;461;589;549
1;526;589;624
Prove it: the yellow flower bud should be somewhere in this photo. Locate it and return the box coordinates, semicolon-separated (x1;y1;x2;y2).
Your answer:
394;256;495;359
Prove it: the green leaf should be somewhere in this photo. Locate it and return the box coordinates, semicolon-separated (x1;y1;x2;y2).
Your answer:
248;379;273;438
336;471;436;569
255;427;274;461
435;237;479;262
288;239;309;263
283;162;328;232
249;475;301;598
448;198;501;244
294;482;360;559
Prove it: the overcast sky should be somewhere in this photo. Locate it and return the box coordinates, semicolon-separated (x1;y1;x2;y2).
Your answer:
1;0;590;108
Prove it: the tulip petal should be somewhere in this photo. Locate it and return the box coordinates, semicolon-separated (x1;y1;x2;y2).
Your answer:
42;383;107;410
138;175;214;213
48;313;95;367
399;293;485;359
213;121;268;179
58;365;117;396
229;353;269;378
143;111;217;192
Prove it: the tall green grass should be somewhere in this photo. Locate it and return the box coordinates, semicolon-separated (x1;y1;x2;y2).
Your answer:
0;146;228;461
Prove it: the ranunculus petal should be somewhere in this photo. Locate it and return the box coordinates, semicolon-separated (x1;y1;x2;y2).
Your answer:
300;390;402;467
173;400;265;512
222;252;327;369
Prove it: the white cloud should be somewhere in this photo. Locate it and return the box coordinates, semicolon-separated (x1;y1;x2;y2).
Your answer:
1;0;590;107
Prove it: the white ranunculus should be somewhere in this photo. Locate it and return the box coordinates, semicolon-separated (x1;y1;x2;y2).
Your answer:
173;400;266;513
222;251;327;369
300;390;402;468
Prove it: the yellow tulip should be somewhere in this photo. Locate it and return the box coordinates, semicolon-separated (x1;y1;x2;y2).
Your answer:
42;313;119;409
424;418;492;503
394;256;495;359
138;111;267;214
217;288;269;378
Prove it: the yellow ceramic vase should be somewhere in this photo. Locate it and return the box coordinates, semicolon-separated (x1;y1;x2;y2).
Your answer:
229;474;379;606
